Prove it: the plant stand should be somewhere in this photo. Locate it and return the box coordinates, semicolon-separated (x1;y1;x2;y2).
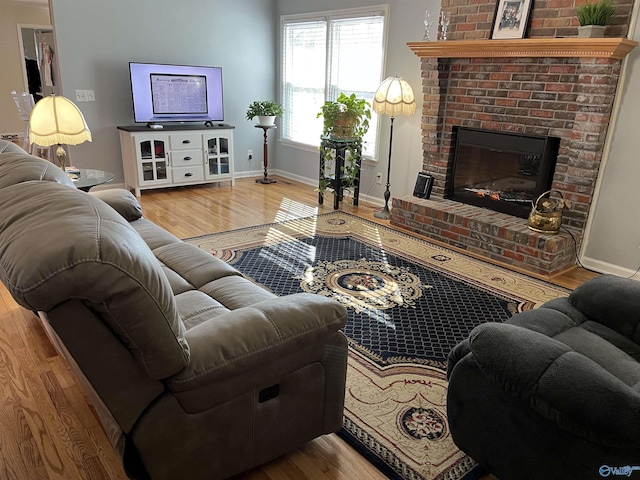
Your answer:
255;125;277;184
318;137;361;209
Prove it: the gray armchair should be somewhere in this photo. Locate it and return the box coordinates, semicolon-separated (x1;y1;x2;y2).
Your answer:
447;274;640;480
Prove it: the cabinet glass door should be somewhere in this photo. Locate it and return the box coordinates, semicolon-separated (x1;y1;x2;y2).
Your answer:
139;139;168;184
206;136;231;178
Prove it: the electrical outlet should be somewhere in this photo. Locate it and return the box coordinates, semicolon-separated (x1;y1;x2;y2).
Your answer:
75;89;88;102
248;150;253;161
376;172;383;185
87;90;95;102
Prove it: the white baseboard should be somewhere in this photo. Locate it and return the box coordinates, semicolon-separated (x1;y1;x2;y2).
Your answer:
579;255;640;278
234;169;262;179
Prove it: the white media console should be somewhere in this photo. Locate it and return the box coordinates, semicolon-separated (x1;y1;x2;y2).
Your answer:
117;125;235;196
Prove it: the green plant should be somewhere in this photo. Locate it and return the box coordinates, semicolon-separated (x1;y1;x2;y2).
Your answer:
317;93;371;140
245;100;284;120
316;93;371;199
576;0;615;26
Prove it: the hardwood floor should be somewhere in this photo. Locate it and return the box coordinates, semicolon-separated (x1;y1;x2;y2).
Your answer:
0;175;597;479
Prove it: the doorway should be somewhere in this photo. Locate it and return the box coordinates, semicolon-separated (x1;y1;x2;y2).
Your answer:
17;24;61;101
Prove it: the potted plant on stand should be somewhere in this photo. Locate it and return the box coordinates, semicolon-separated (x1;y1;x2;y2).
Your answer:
576;0;616;37
316;92;371;203
246;100;284;126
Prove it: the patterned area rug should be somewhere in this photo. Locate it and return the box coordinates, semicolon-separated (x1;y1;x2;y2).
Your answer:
185;212;568;480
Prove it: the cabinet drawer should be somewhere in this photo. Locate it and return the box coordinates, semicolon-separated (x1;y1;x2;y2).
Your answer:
172;149;203;167
170;133;202;150
172;166;204;184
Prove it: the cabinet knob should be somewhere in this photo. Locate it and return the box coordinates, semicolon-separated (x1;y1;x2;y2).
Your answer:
183;156;192;161
182;140;191;144
185;172;193;177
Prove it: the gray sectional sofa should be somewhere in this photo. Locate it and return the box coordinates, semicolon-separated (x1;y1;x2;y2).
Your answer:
0;140;349;479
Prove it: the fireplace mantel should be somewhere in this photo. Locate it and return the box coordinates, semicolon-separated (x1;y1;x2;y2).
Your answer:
407;38;637;60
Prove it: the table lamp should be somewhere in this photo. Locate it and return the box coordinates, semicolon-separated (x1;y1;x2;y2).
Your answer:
29;94;92;169
372;76;416;219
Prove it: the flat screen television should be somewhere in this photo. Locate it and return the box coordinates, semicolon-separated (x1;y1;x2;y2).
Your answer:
129;62;224;124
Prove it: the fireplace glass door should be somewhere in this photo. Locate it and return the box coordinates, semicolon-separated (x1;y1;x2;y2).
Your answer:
447;127;559;218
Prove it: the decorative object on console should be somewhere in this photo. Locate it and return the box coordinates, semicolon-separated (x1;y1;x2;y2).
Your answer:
527;190;571;235
29;94;92;169
490;0;534;39
372;76;416;220
245;100;283;127
576;0;616;37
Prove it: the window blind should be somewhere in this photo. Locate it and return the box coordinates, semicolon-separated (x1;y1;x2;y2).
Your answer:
282;9;386;159
282;20;327;147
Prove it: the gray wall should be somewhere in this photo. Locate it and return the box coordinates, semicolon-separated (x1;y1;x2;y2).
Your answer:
274;0;438;204
581;5;640;276
49;0;276;180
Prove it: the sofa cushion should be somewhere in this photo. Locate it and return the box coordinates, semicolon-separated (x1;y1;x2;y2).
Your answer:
0;181;190;379
0;152;76;189
90;189;143;221
511;302;640;387
568;274;640;343
0;139;25;154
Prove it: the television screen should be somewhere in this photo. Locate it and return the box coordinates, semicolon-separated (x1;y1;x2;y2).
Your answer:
129;62;224;123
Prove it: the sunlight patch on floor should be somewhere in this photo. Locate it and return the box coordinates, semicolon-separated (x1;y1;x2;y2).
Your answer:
274;197;318;223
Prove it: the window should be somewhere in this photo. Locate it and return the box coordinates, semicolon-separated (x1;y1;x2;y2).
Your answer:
282;7;387;160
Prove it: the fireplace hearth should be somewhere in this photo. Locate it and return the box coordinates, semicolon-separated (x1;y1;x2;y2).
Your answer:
447;127;559;218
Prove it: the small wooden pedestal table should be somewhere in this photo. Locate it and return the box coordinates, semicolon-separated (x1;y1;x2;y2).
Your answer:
255;124;277;184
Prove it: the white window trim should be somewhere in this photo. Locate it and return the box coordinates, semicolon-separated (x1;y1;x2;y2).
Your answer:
279;4;389;163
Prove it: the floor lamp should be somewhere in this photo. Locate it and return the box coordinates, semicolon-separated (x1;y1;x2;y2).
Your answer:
29;95;92;169
373;76;416;220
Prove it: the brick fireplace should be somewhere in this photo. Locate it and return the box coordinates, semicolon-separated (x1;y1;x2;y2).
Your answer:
387;0;637;278
390;36;636;278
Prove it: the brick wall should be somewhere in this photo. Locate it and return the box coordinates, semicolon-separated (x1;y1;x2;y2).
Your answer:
442;0;633;40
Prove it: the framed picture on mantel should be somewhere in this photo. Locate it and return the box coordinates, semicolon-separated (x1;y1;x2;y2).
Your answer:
490;0;533;39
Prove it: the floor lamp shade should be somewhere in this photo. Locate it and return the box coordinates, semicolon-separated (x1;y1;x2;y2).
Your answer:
373;76;416;117
29;95;92;147
373;76;416;220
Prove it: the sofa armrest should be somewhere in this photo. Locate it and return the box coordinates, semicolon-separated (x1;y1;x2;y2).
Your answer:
90;189;142;221
469;322;640;448
569;274;640;344
167;293;346;391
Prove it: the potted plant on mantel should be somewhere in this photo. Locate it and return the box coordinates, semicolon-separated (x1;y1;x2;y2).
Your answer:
316;92;371;199
576;0;616;38
246;100;284;126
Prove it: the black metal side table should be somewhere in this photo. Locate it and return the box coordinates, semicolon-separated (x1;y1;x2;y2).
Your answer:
255;124;277;184
318;137;361;210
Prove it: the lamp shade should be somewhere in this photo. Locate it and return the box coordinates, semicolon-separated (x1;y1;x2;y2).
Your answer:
373;76;416;117
29;95;92;146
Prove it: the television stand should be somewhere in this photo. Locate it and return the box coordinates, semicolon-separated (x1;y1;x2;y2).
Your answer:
118;124;235;196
